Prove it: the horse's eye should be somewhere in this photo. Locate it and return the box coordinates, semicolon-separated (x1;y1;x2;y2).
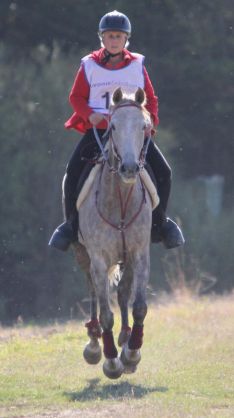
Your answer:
111;124;116;131
143;124;146;130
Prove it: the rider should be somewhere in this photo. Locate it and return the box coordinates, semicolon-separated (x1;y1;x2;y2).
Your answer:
49;10;184;251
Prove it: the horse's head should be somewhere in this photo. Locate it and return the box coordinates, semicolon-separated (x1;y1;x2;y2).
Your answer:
109;88;152;184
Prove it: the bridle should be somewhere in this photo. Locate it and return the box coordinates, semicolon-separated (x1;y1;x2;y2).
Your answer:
93;102;152;264
93;102;152;172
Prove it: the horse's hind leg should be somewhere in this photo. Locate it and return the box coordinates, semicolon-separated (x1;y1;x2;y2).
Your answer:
117;265;133;347
90;259;123;379
121;253;149;371
83;273;102;365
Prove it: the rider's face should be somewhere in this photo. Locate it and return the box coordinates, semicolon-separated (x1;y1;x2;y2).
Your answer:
102;31;127;54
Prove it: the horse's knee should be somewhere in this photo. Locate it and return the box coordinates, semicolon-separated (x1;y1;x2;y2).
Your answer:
132;300;147;324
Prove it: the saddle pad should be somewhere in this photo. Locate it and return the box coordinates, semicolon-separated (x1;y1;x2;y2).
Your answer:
140;170;159;210
76;164;101;210
76;165;159;211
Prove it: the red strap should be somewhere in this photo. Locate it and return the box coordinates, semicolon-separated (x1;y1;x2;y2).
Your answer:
85;319;102;338
102;331;118;359
128;324;144;349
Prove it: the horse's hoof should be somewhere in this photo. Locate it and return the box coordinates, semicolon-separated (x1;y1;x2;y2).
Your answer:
103;358;124;380
120;344;141;369
123;364;137;374
83;339;102;365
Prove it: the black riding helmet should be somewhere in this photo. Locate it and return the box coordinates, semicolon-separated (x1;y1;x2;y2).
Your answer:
99;10;131;37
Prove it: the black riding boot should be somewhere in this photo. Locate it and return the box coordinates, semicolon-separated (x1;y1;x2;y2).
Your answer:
151;204;185;249
48;211;78;251
48;175;78;251
146;140;184;248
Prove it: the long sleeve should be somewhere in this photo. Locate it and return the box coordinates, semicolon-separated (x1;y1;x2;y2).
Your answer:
143;67;159;127
69;65;93;122
65;64;109;132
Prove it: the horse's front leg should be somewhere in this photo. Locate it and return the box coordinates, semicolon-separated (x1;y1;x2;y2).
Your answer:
90;259;124;379
121;252;150;371
117;265;133;347
118;265;139;374
83;273;102;365
73;243;102;365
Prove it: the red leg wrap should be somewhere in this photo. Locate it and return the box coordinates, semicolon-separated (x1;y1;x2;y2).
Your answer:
102;331;118;359
85;319;102;338
121;325;132;333
128;324;144;349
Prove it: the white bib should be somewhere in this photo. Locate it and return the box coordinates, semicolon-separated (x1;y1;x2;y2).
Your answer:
82;53;145;114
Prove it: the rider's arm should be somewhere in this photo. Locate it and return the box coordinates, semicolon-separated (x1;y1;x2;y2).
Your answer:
69;64;94;122
143;67;159;128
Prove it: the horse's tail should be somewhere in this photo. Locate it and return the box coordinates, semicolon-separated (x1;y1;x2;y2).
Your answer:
108;264;122;287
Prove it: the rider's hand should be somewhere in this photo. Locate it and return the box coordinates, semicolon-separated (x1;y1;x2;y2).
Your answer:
89;112;105;126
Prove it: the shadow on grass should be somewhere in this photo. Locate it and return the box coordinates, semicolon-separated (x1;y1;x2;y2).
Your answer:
64;378;168;402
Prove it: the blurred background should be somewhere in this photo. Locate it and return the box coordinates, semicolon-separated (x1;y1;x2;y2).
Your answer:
0;0;233;323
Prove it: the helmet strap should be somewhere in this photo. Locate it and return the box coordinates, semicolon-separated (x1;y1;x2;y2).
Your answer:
102;49;122;63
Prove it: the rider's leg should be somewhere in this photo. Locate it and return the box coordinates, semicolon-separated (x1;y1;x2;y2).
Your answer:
146;140;184;248
49;129;105;251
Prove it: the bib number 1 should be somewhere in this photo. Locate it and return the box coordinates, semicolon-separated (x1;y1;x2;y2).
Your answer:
102;92;110;109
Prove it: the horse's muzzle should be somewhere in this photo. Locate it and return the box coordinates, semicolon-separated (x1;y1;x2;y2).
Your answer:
119;162;140;183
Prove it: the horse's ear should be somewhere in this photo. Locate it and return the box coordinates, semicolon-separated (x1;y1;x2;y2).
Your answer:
135;88;146;105
112;88;123;104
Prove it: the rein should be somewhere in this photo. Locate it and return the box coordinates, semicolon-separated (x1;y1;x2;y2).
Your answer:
93;125;109;162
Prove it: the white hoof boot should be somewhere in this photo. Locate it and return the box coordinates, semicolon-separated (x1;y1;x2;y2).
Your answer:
103;357;124;380
121;344;141;373
83;339;102;365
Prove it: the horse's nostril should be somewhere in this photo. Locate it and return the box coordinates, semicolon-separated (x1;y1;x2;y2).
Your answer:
133;163;139;174
120;162;139;175
120;163;127;173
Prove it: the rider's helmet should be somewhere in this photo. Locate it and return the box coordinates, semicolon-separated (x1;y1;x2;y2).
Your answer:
98;10;131;37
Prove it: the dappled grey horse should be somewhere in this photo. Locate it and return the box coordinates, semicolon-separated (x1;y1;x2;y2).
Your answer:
74;87;156;379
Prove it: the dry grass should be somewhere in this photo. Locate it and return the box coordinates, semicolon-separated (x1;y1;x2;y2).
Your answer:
0;294;234;418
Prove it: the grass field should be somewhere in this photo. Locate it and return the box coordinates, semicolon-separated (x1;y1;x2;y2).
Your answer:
0;294;233;418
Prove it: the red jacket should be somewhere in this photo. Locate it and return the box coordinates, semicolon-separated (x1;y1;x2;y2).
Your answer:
65;48;159;133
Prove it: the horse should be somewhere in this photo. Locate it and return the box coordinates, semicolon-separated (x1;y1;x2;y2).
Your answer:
74;87;158;379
